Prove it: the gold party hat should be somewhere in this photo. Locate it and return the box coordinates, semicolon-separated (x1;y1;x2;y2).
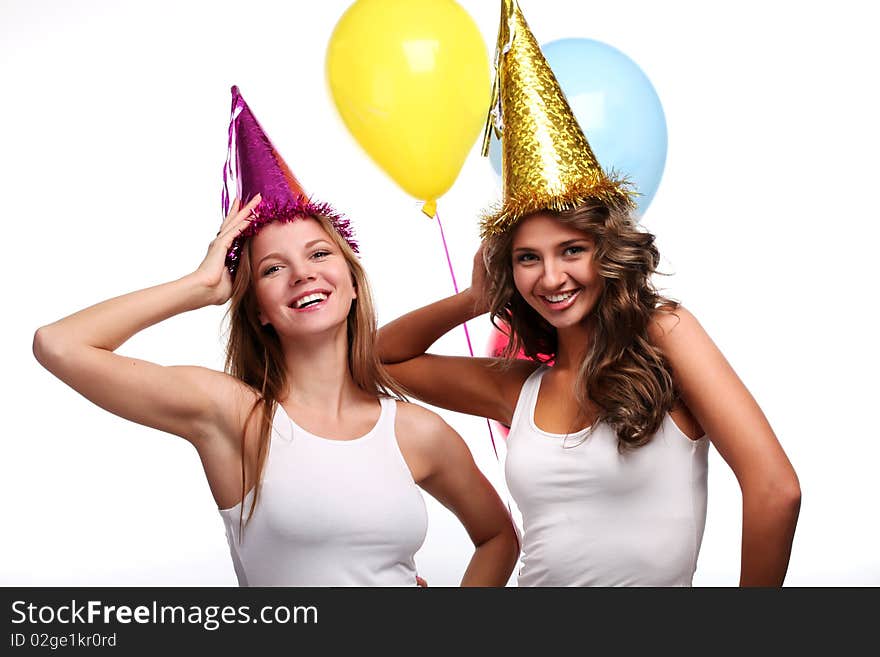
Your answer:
480;0;636;238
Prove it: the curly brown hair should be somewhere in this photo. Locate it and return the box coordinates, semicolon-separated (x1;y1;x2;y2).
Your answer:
483;200;678;450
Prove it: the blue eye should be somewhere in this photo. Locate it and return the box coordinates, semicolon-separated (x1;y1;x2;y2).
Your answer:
262;265;282;276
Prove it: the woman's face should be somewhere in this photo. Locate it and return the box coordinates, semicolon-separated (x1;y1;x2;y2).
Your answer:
510;212;603;331
249;218;356;339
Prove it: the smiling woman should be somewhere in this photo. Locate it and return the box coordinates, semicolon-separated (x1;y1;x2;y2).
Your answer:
375;0;800;587
253;225;350;320
31;86;519;587
510;215;605;333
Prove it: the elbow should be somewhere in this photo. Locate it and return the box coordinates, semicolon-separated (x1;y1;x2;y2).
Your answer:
747;468;801;518
478;519;520;570
32;324;68;371
32;325;52;367
774;468;801;514
376;323;417;365
502;520;521;568
784;477;802;518
375;328;391;363
375;328;401;365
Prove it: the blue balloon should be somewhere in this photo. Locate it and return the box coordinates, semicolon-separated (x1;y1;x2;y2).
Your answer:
489;38;667;217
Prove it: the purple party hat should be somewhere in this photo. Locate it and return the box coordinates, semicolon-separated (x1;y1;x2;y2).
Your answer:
222;85;357;274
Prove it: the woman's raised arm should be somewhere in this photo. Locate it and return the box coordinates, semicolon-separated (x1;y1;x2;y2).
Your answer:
32;196;262;445
377;246;535;424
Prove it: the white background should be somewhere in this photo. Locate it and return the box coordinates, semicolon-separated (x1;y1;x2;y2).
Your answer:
2;0;878;586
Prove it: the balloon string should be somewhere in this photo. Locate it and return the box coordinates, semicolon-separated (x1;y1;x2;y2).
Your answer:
435;211;473;352
435;211;499;460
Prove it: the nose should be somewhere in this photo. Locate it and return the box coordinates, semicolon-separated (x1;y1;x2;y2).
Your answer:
288;259;317;286
540;258;567;289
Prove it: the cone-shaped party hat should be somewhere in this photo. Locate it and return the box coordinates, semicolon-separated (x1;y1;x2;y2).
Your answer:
479;0;636;238
222;86;357;273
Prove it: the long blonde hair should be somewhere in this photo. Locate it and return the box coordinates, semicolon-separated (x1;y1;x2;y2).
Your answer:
223;214;406;527
484;200;679;450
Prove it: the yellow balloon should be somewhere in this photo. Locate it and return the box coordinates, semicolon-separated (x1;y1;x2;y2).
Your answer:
327;0;490;215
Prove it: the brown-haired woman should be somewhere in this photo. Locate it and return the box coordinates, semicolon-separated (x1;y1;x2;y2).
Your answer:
32;195;519;586
377;201;801;586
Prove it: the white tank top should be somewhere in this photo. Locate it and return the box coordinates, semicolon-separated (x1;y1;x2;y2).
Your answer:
219;397;428;586
505;365;709;586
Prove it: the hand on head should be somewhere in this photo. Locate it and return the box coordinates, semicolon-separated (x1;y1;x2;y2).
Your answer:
467;242;491;316
194;194;261;305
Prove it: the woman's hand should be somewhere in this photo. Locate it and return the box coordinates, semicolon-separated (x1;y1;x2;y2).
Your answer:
465;242;491;316
193;195;262;305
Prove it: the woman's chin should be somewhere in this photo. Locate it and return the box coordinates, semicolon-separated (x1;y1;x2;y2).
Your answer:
275;316;349;342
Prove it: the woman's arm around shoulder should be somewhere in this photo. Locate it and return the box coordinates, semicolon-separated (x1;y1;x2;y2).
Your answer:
395;401;519;586
386;353;537;426
379;245;537;424
649;305;801;586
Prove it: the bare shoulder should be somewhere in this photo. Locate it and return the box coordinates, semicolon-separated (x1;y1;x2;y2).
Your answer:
394;400;452;445
393;400;472;484
647;304;703;346
648;306;709;440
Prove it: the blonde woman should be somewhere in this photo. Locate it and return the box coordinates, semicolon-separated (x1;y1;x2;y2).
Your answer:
32;87;518;586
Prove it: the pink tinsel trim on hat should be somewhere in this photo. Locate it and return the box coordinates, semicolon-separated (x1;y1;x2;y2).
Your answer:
224;196;359;274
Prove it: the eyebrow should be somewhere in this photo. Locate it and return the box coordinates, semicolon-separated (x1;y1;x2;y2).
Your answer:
256;240;333;267
256;252;284;267
305;239;332;249
512;238;591;253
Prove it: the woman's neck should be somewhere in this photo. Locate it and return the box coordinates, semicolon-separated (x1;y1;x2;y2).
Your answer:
552;321;593;372
278;325;366;414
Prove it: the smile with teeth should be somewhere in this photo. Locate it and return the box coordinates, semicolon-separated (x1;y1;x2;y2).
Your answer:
539;288;581;308
291;292;329;309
